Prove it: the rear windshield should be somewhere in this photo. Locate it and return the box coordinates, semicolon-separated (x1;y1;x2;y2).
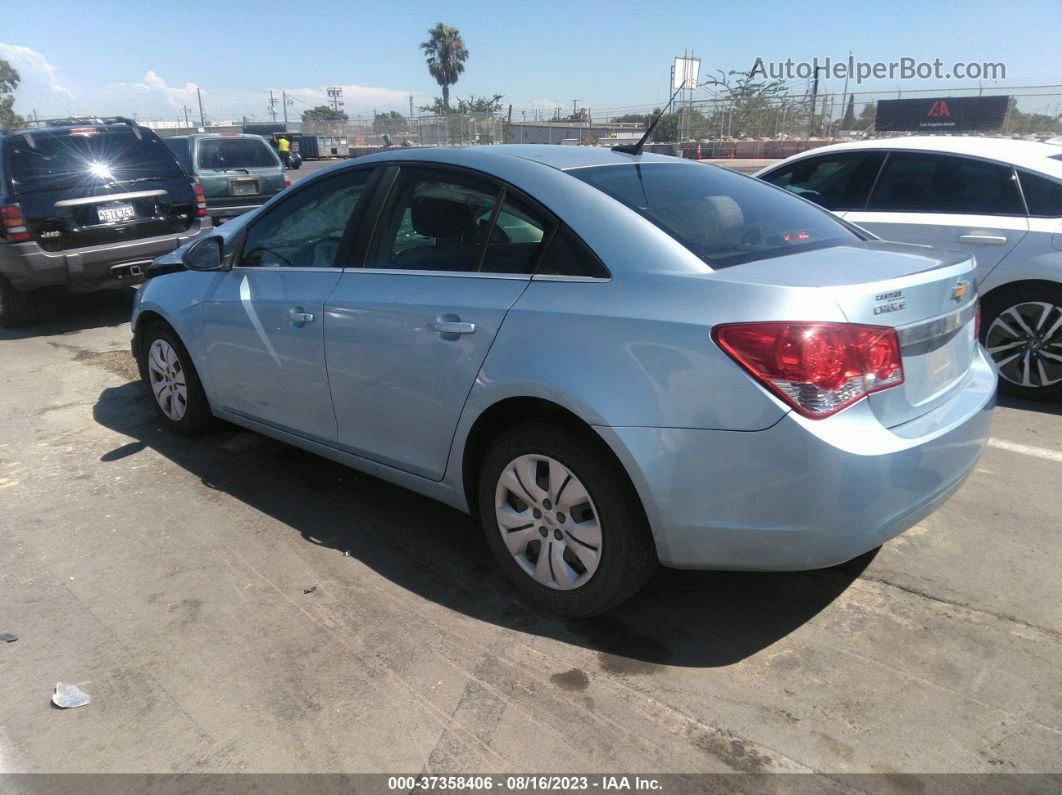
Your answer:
5;128;185;192
197;138;278;169
571;163;860;269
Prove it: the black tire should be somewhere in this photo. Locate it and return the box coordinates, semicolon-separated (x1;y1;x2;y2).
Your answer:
0;276;36;329
981;283;1062;401
478;421;657;616
140;322;215;435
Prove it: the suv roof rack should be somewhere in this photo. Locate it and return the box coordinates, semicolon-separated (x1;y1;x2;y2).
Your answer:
7;116;140;131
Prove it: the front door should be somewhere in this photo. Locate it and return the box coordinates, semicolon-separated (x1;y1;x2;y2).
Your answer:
325;167;549;479
201;168;374;443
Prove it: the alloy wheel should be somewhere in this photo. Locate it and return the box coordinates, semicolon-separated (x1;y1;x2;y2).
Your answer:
147;338;189;421
985;301;1062;389
494;454;602;590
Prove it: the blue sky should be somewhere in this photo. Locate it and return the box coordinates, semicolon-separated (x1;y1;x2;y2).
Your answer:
4;0;1061;122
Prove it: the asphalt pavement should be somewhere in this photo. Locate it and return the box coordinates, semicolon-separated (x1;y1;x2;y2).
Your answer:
0;262;1059;777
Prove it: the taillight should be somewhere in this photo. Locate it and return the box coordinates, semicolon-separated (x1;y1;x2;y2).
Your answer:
283;178;291;188
713;321;904;419
191;181;208;217
1;204;31;243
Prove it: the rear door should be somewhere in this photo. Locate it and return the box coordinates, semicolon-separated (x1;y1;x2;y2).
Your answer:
324;166;548;480
844;152;1029;282
200;168;376;442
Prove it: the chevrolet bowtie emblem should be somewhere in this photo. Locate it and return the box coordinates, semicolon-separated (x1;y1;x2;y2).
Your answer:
951;280;970;302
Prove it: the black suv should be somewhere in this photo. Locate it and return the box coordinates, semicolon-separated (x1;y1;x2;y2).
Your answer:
0;117;210;327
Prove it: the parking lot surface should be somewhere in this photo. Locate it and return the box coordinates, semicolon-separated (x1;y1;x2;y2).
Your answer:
0;291;1060;775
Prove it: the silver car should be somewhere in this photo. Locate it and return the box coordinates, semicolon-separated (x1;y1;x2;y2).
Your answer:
758;136;1062;400
132;146;995;615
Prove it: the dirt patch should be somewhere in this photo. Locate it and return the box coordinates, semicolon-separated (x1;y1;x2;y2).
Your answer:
76;349;140;382
550;668;590;691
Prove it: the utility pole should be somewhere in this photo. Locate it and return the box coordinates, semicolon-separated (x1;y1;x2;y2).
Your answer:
571;99;580;119
806;65;825;140
282;91;291;125
196;87;205;128
326;86;344;114
267;90;278;123
181;105;190;127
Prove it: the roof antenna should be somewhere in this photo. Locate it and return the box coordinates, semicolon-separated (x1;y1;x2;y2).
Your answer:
612;79;687;156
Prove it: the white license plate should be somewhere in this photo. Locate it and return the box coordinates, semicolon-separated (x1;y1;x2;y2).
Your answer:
97;203;135;223
231;180;259;196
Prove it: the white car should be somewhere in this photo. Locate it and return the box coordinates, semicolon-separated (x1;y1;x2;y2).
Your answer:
758;136;1062;399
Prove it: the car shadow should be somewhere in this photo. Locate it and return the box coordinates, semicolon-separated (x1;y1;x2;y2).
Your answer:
92;378;873;669
996;392;1062;417
0;288;135;340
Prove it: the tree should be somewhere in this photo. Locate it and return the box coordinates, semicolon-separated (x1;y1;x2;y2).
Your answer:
0;58;21;129
420;23;468;112
419;93;502;115
301;105;348;123
841;94;856;130
373;110;407;134
857;102;876;131
701;69;799;139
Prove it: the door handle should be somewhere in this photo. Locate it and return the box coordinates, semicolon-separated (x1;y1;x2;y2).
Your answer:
285;310;315;327
957;234;1008;246
428;320;475;335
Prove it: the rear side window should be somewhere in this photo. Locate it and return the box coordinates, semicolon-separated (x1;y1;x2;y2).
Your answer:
537;228;609;278
867;153;1023;215
163;138;192;174
761;152;885;210
5;128;185;192
1017;169;1062;217
572;163;859;269
481;200;547;274
197;138;278;169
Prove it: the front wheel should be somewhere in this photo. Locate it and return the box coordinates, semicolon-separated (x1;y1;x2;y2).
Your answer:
981;284;1062;400
478;422;656;616
141;323;214;435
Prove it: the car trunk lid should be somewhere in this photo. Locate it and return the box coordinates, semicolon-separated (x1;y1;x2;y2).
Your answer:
725;241;980;427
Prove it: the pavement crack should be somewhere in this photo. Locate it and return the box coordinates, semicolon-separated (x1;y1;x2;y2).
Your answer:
858;573;1062;640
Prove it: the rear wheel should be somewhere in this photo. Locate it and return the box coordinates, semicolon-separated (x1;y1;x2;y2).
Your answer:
0;276;36;329
981;284;1062;400
141;323;214;435
478;422;656;616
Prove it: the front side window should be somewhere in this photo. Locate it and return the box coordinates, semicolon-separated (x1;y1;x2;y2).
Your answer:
867;153;1023;215
239;170;371;268
762;152;885;211
1017;169;1062;217
197;138;279;170
370;172;502;272
572;163;860;269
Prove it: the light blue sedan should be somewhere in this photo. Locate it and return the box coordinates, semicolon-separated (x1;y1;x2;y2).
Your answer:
132;145;996;615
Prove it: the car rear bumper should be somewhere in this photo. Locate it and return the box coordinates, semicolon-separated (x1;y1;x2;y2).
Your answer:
596;346;996;570
205;198;272;219
0;221;210;291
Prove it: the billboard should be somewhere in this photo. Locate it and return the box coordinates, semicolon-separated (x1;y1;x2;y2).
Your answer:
673;56;701;91
874;95;1009;132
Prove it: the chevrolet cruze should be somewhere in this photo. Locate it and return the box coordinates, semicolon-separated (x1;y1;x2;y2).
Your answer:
132;145;996;615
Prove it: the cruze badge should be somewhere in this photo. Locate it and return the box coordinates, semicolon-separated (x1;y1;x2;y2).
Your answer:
951;280;970;302
874;289;906;315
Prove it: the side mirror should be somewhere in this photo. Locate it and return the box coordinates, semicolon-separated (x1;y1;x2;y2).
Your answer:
182;236;226;271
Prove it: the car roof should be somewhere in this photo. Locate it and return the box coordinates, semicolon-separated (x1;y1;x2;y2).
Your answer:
350;144;682;172
775;135;1062;178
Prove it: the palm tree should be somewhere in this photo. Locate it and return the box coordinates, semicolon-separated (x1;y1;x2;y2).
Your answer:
420;23;469;112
